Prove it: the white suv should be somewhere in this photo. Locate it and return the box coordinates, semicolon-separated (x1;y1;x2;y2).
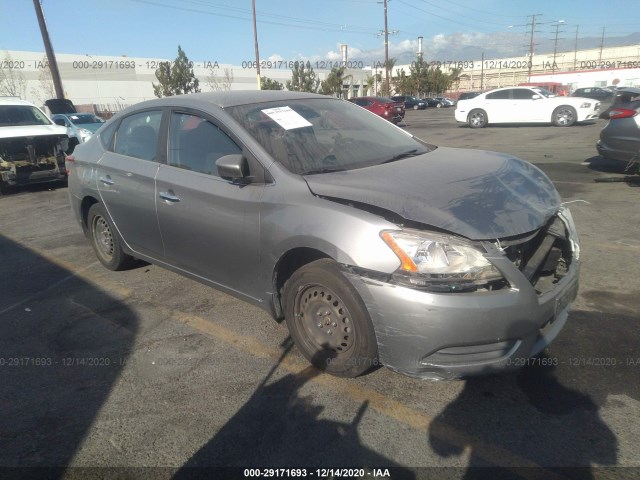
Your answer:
0;98;70;193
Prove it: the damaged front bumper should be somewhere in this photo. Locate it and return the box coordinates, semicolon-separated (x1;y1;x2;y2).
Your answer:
343;209;580;380
0;134;68;188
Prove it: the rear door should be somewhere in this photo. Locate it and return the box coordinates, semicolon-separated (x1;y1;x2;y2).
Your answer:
483;89;512;123
96;109;165;258
155;109;265;298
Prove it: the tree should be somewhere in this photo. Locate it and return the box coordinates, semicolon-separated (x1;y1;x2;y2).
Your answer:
260;76;283;90
206;67;234;92
285;61;319;93
153;45;200;97
30;56;56;104
384;57;397;96
0;53;27;98
319;67;352;98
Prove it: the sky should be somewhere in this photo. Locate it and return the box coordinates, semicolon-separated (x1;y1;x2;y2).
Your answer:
1;0;639;66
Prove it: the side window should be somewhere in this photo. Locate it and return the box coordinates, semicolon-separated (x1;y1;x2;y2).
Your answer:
513;89;536;100
486;90;511;100
114;110;162;161
169;112;241;176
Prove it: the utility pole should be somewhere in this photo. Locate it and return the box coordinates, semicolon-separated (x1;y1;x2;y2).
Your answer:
526;14;542;81
573;25;579;71
598;27;605;63
551;20;565;73
252;0;261;89
480;52;484;90
32;0;64;99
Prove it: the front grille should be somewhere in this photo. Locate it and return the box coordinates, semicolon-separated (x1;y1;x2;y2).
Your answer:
501;215;573;295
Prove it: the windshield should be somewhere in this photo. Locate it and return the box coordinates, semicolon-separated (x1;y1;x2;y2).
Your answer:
0;105;52;126
68;114;103;125
226;98;433;175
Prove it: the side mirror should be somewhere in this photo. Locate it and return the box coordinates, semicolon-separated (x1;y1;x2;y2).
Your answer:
216;154;248;180
54;118;67;126
531;94;541;100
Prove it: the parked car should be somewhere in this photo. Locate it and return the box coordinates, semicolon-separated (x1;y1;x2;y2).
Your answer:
51;113;105;151
348;96;405;123
423;97;446;108
67;91;580;380
596;87;640;165
391;95;426;110
0;98;69;193
435;97;456;107
571;87;613;102
455;87;600;128
598;86;640;119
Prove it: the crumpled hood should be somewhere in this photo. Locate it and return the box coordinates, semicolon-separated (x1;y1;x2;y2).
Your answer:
304;146;561;240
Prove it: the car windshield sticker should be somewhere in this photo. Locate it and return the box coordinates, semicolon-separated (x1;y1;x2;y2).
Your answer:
261;106;312;130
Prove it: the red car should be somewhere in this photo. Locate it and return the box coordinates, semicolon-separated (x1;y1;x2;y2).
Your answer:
348;96;405;124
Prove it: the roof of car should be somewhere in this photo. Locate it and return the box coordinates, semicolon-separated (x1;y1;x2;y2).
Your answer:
122;91;330;112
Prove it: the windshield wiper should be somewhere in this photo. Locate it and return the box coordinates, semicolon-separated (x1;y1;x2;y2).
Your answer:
380;148;421;164
301;167;346;175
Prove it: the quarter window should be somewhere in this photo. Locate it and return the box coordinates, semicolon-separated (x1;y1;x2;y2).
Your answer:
114;110;162;161
168;112;241;176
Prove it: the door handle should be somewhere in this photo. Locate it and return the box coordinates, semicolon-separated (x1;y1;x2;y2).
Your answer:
159;191;181;203
99;176;115;186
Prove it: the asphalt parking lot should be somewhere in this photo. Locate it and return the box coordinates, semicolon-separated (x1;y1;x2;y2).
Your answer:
1;108;639;479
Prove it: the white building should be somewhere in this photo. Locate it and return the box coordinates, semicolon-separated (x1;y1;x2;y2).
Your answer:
1;49;373;114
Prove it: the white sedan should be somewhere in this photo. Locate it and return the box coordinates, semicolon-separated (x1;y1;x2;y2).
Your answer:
455;87;600;128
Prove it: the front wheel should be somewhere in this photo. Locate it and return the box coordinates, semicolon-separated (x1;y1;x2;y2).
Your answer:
87;203;135;271
552;106;577;127
468;109;488;128
283;259;379;377
413;105;419;110
436;103;442;108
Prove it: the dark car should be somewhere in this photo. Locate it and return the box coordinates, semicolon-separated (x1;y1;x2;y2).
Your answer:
596;87;640;165
391;95;426;110
348;96;405;124
572;87;613;101
67;91;580;380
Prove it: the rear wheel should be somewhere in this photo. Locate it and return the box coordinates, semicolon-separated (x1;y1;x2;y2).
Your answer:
468;109;488;128
87;203;134;271
283;259;378;377
552;106;577;127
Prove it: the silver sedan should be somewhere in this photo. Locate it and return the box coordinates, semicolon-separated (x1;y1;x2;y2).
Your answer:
67;91;580;380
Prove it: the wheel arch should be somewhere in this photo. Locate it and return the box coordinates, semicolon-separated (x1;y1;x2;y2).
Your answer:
80;196;100;235
271;247;332;321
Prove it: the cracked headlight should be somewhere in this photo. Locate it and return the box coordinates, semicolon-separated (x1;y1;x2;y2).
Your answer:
381;230;504;292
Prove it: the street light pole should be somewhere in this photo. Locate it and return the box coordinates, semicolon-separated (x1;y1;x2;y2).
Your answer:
383;0;390;96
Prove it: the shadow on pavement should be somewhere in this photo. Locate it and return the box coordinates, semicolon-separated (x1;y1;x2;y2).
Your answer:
173;339;414;479
0;234;138;475
428;316;620;480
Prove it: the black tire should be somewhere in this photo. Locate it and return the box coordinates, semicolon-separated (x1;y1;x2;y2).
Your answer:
283;259;378;377
468;109;488;128
552;106;577;127
87;203;134;271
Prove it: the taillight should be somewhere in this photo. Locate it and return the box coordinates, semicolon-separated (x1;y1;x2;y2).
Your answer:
65;154;75;176
608;108;638;119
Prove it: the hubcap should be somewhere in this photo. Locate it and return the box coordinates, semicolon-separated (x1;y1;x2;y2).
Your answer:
295;285;354;353
556;108;574;125
93;216;114;260
470;112;484;126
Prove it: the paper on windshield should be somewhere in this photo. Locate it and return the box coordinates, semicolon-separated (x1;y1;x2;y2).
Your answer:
261;106;312;130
